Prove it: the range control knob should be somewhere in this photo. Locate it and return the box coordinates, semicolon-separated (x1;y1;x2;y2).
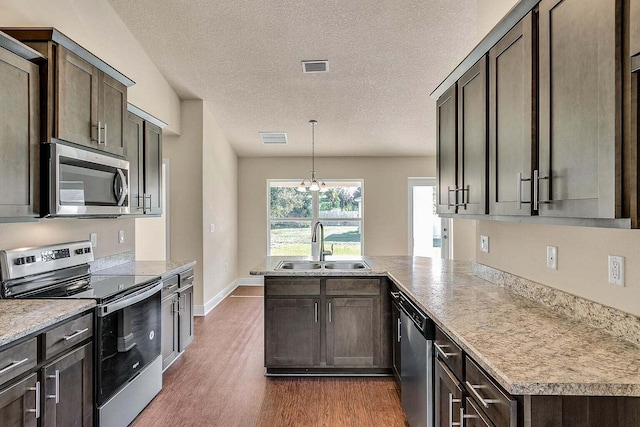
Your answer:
84;247;91;253
26;256;36;263
75;249;84;255
14;257;25;265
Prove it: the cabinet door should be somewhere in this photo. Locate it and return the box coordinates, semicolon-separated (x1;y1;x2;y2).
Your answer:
125;112;145;214
538;0;619;218
161;294;180;370
0;47;39;218
435;359;463;427
436;84;458;214
631;0;640;58
457;56;488;215
56;46;99;148
178;285;195;351
391;300;401;381
265;298;320;367
489;12;536;216
43;342;93;427
326;297;380;367
0;372;38;427
99;73;127;157
144;121;163;215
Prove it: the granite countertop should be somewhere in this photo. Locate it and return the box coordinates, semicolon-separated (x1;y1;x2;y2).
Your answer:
251;255;640;397
95;260;196;279
0;299;95;348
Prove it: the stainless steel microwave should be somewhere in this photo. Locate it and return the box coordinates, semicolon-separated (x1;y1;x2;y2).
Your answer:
42;142;130;217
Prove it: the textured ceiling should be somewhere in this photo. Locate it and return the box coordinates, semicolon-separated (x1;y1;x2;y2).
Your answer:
107;0;477;157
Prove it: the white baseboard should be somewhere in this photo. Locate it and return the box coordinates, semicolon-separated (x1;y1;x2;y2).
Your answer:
237;277;264;286
194;279;239;317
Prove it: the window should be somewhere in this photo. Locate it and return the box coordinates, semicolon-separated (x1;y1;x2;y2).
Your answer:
268;180;363;256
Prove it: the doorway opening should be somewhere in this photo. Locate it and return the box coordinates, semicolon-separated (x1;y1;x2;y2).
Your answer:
408;178;451;259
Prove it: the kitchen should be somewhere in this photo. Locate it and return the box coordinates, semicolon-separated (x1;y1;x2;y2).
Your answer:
1;0;640;426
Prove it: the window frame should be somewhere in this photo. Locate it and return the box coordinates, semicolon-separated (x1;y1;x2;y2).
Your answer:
266;179;364;257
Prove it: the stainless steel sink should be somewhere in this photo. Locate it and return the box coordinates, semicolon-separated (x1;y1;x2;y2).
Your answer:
323;261;370;270
275;260;370;271
276;261;322;270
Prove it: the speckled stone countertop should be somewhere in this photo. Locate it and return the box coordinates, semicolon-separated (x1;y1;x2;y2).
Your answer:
0;299;95;348
95;260;196;279
251;256;640;397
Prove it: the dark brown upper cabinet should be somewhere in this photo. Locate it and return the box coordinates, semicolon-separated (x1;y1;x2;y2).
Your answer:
457;56;488;215
631;0;640;59
2;28;134;157
436;85;458;214
0;34;42;219
538;0;621;219
489;12;536;216
126;105;165;216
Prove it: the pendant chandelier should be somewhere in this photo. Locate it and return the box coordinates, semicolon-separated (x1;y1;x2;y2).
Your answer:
297;119;327;192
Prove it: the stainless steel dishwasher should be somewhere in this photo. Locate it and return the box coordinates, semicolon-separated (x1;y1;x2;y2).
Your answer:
400;292;435;427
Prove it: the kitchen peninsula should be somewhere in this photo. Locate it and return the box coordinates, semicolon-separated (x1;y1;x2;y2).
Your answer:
252;256;640;425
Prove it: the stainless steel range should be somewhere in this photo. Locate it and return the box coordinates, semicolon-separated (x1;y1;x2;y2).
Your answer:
0;241;162;427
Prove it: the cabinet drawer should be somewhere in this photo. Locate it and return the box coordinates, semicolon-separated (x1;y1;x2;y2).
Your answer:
179;268;194;289
265;278;320;296
44;313;93;360
0;338;37;386
465;357;517;427
325;278;380;296
162;274;179;299
434;326;464;381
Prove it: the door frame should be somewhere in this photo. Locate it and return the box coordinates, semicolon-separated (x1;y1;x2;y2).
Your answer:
408;177;452;259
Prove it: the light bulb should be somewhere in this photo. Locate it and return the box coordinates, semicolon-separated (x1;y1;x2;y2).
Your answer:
297;181;307;192
309;180;320;192
319;182;328;192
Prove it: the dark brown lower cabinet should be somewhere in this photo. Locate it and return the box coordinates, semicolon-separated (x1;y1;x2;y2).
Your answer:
265;298;320;367
326;297;379;367
178;285;195;351
161;293;180;370
43;343;93;426
0;373;38;427
435;358;463;427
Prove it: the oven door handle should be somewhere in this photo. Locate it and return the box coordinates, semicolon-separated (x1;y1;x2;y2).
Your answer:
98;282;162;317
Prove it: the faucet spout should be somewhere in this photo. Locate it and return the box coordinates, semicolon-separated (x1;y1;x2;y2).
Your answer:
312;221;332;261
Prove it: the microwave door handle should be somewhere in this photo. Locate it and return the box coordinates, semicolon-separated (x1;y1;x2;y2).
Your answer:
113;169;128;206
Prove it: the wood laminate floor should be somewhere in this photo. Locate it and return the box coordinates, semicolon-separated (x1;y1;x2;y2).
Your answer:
132;286;406;427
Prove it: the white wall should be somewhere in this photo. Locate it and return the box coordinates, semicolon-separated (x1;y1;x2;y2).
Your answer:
237;156;434;278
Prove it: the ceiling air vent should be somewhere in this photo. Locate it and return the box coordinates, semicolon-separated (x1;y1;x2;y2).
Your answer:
302;60;329;73
260;132;288;144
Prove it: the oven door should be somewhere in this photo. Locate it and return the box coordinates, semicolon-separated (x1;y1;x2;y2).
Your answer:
46;142;130;217
96;283;161;405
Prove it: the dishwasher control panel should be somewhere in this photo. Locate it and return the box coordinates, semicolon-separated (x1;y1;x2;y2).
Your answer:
399;292;435;339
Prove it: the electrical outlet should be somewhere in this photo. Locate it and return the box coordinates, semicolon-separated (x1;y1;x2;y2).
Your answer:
90;233;98;248
546;246;557;270
608;255;624;286
210;224;215;233
118;230;125;244
480;235;489;253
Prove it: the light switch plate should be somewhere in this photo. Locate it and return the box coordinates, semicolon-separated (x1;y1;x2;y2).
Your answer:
480;235;489;253
118;230;125;244
546;246;557;270
210;224;215;233
90;233;98;248
608;255;624;286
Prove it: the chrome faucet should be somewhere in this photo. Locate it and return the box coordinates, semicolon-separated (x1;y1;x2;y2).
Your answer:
311;221;333;261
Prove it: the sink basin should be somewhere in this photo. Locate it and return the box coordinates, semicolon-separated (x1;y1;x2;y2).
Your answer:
276;261;322;270
275;260;370;271
323;261;370;270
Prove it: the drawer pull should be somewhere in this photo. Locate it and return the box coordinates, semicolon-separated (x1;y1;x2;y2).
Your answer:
460;408;478;426
63;328;89;341
397;318;401;343
314;302;318;323
166;283;179;291
0;357;28;374
434;342;455;359
465;381;500;408
27;381;40;418
449;393;461;427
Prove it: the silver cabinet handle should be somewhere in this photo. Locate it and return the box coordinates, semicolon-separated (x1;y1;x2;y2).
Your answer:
95;121;103;144
104;122;108;145
517;172;532;210
27;381;40;418
166;283;179;292
314;302;318;323
449;393;461;427
447;185;454;208
397;318;401;343
172;298;179;314
328;302;332;323
46;370;60;403
434;342;455;359
0;357;28;374
459;407;479;426
179;294;185;312
390;291;400;300
533;169;551;210
64;328;89;341
465;381;500;408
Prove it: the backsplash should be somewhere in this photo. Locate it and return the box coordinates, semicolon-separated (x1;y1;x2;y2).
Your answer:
90;250;135;272
472;262;640;347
